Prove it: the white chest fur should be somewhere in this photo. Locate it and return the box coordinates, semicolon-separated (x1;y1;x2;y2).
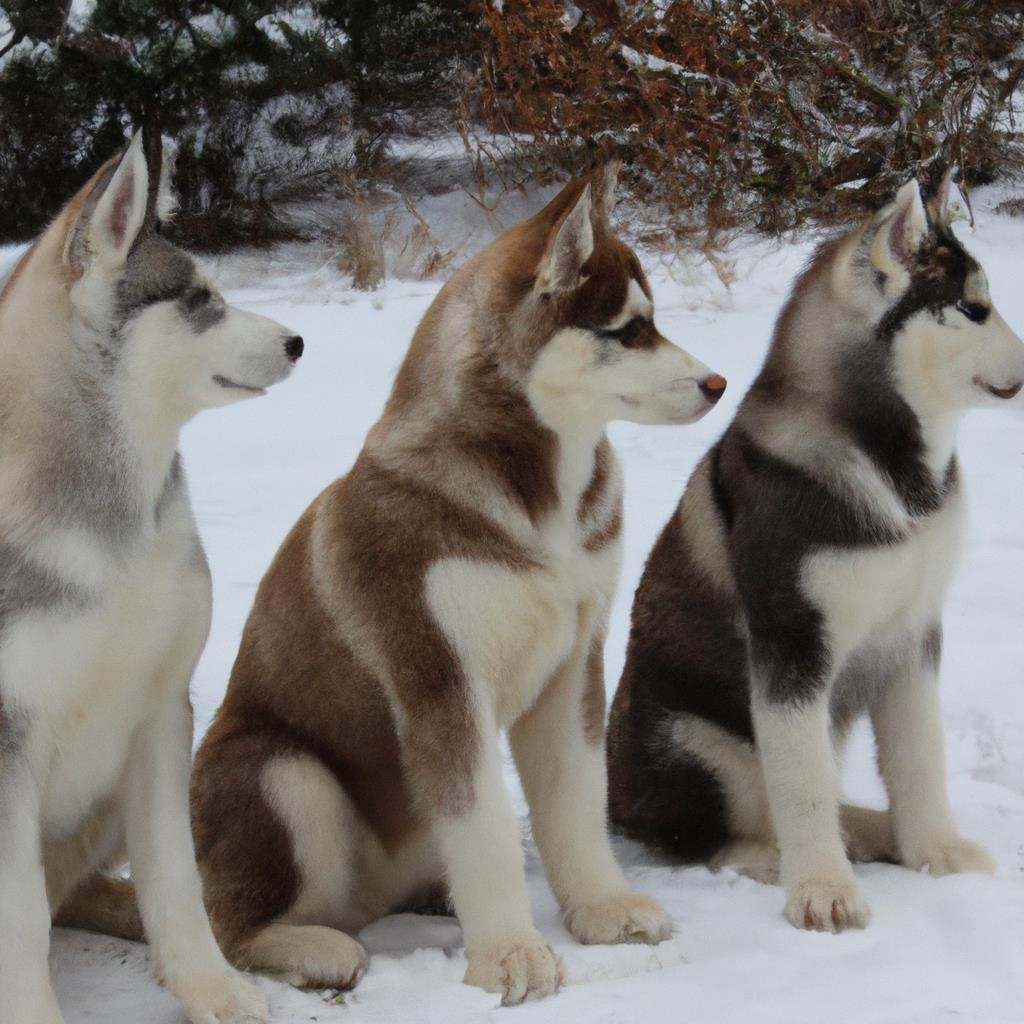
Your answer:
425;533;620;729
2;495;211;838
801;490;965;666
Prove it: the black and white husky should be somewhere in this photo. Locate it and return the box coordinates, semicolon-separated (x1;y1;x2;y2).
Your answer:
607;177;1024;933
0;133;302;1024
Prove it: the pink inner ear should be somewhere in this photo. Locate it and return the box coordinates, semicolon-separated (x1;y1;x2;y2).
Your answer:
108;166;135;249
888;204;911;264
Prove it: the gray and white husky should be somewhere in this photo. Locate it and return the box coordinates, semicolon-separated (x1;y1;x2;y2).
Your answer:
0;133;302;1024
607;176;1024;933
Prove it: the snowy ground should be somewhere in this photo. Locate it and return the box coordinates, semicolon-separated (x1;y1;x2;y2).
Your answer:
22;188;1024;1021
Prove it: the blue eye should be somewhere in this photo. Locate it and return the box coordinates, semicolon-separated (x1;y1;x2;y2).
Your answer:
956;299;989;323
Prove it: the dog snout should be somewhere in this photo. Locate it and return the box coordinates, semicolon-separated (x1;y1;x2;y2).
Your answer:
699;374;728;403
284;335;304;364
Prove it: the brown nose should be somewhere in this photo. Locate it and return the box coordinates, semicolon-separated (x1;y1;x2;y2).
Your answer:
699;374;727;402
284;336;304;363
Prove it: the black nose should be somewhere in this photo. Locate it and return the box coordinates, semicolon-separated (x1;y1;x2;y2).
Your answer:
284;335;304;363
699;374;727;402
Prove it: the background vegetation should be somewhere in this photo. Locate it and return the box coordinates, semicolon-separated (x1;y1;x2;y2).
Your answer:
1;1;1022;252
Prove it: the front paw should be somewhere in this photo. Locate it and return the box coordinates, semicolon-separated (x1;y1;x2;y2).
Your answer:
784;876;870;933
174;969;268;1024
565;891;672;946
463;933;564;1006
903;835;996;877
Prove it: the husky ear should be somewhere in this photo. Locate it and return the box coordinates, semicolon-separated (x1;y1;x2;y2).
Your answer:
925;162;954;223
537;184;594;293
593;160;621;222
80;132;151;272
870;179;930;276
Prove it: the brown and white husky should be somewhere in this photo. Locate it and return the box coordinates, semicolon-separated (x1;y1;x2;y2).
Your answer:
189;166;727;1004
607;176;1024;934
0;132;302;1024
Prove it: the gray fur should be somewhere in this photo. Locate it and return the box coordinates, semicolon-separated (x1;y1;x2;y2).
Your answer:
829;643;910;733
117;235;196;326
0;543;90;630
922;622;942;671
118;235;225;334
0;701;26;758
184;289;226;333
31;378;141;547
43;232;217;544
154;453;184;527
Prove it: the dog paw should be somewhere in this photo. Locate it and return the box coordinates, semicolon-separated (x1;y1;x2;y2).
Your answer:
904;835;996;877
176;969;269;1024
784;876;870;933
565;891;672;946
463;934;564;1006
710;840;781;885
261;927;368;991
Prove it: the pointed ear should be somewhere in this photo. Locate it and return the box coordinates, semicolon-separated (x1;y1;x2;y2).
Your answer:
81;132;151;271
926;162;954;223
537;184;594;293
870;179;930;276
593;160;621;222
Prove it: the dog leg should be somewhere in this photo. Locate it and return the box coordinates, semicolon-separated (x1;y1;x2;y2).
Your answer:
229;754;367;991
752;691;870;932
870;628;994;877
122;691;268;1024
509;631;671;947
45;795;124;915
709;840;781;884
0;753;64;1024
427;701;563;1006
53;874;144;941
840;805;896;864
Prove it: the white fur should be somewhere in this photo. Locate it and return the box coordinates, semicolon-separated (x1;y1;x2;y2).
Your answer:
802;493;964;664
261;755;442;934
529;326;715;430
869;180;930;290
894;302;1024;424
870;659;994;876
605;278;653;329
511;628;672;946
751;695;870;933
121;300;296;421
85;133;150;269
411;270;684;1000
669;714;771;841
0;135;300;1024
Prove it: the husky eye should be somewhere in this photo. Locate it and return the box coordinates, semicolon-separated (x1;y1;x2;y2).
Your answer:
600;317;645;347
956;299;989;324
185;286;213;312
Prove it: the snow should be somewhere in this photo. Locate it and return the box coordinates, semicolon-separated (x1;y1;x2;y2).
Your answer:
25;187;1024;1021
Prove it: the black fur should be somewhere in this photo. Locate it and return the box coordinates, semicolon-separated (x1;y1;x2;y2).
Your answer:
608;199;976;865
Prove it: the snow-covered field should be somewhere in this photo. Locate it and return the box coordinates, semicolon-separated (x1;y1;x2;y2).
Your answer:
29;190;1024;1022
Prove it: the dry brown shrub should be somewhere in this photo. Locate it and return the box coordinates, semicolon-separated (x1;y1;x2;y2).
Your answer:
466;1;1024;238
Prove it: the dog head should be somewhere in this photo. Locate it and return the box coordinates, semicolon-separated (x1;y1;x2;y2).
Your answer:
54;132;302;417
480;164;725;432
853;176;1024;415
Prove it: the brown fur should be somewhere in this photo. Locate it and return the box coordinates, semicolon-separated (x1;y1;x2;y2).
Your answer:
53;875;144;942
191;169;649;975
